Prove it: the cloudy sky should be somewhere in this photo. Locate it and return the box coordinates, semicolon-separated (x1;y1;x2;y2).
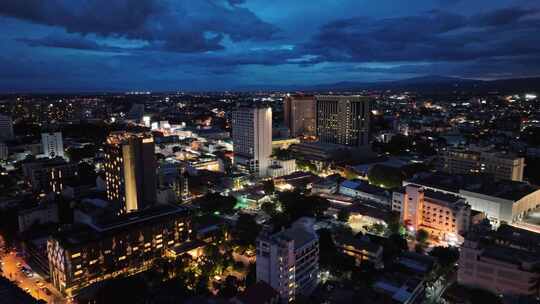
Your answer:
1;0;540;92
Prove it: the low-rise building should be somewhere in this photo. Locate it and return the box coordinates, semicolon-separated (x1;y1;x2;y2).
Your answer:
335;234;383;269
339;180;391;207
442;146;525;181
458;225;540;296
268;159;297;178
405;172;540;226
18;201;59;233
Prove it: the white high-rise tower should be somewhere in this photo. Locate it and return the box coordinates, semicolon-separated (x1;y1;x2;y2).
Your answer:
232;105;272;177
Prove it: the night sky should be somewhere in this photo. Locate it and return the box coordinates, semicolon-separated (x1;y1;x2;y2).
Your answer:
1;0;540;92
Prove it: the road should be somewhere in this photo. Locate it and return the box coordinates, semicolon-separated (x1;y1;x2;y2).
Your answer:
0;235;68;303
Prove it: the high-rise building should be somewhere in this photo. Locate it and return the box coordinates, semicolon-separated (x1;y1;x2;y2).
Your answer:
392;184;471;243
283;94;316;138
0;114;14;140
315;95;371;147
104;132;157;213
173;164;190;203
256;218;319;302
232;106;272;177
47;204;191;296
442;146;525;181
41;132;65;159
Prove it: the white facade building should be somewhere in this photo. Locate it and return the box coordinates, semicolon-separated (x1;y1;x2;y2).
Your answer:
232;106;272;177
256;218;319;303
42;132;65;159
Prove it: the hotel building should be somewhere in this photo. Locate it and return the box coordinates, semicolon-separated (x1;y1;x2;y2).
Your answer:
283;94;316;138
256;218;319;302
47;205;191;296
232;106;272;177
315;95;371;148
104;132;157;213
392;184;471;243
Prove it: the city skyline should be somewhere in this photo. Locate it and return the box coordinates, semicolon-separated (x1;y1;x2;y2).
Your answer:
1;0;540;92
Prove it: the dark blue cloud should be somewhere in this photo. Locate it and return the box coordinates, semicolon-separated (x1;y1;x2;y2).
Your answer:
0;0;540;91
0;0;279;53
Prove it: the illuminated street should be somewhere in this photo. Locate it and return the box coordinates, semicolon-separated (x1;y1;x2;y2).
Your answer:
1;249;66;303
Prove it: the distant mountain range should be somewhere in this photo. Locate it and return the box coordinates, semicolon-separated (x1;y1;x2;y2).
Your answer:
303;75;540;93
239;75;540;93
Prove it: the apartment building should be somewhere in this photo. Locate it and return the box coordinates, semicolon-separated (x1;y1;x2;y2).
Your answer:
256;218;319;302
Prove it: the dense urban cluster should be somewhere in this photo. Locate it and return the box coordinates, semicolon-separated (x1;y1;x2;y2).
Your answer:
0;88;539;304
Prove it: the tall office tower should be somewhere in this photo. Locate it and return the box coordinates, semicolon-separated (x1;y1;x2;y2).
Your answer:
283;94;316;137
173;164;189;203
0;114;14;140
232;106;272;177
256;218;319;302
315;95;371;147
104;132;157;213
42;132;65;159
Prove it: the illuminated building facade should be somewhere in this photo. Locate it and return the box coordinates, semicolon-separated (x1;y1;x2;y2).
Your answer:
232;106;272;177
315;95;371;147
283;94;316;138
392;184;471;243
42;132;65;159
173;164;190;203
104;132;157;213
0;113;14;140
256;218;319;302
442;146;525;181
47;205;191;296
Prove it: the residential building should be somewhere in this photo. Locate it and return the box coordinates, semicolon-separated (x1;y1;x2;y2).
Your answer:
256;217;319;302
22;157;78;194
47;204;191;296
458;225;540;296
232;106;272;177
392;184;471;243
442;146;525;181
315;95;371;148
42;132;65;159
104;132;157;213
283;94;316;138
0;114;14;140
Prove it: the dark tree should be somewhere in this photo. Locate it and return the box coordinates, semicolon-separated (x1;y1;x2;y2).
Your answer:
235;213;261;246
337;208;351;222
429;246;459;268
196;193;237;215
368;164;404;189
